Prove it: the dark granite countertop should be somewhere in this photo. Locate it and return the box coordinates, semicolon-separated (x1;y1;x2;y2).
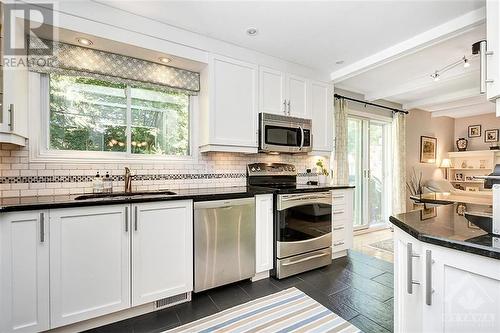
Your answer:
390;203;500;260
410;192;492;206
0;184;353;213
0;186;274;213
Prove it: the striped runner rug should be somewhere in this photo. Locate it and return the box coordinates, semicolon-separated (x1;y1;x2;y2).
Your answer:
166;287;360;333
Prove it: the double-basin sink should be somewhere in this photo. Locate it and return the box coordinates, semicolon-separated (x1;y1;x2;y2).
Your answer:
74;190;177;201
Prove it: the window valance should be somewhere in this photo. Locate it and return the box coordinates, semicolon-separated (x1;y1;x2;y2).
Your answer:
28;38;200;95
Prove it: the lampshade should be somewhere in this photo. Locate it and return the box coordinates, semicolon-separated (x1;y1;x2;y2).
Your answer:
440;159;452;168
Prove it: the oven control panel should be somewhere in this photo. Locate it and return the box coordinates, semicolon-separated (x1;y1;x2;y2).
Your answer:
247;163;297;176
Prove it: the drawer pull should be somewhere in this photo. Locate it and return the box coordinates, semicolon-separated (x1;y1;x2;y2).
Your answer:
333;241;345;246
333;226;345;231
333;210;345;214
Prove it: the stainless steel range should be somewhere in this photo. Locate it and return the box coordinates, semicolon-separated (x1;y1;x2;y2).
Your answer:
247;163;332;279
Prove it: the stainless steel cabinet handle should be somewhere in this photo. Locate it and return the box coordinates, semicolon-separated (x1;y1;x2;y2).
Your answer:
125;207;129;232
134;206;138;231
40;213;45;243
407;242;421;294
8;104;14;131
283;100;287;115
333;210;345;214
333;241;345;246
287;100;291;115
426;250;434;305
333;226;345;231
332;195;345;199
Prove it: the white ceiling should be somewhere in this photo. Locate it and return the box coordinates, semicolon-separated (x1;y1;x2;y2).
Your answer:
97;0;484;73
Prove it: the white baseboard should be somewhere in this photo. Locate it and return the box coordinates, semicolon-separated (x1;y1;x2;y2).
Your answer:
251;270;270;282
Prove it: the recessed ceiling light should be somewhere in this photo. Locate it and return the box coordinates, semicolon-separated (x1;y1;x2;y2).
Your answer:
246;27;258;36
159;57;171;64
431;71;440;82
335;60;345;65
76;37;93;46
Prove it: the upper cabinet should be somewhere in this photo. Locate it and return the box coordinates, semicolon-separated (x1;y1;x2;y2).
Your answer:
0;3;28;146
310;80;334;154
199;54;258;153
487;0;499;103
259;66;309;118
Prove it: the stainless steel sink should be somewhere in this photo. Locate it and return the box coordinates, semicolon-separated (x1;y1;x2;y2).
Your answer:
74;190;177;200
464;211;494;234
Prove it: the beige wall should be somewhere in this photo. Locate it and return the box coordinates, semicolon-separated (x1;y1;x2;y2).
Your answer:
405;109;455;210
454;113;500;151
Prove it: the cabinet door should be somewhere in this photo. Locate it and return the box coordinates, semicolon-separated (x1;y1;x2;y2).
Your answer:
49;205;130;328
0;211;49;333
287;74;308;118
255;194;274;273
393;227;423;333
131;200;193;306
259;66;286;115
210;54;258;148
487;0;500;101
310;81;333;153
422;243;500;332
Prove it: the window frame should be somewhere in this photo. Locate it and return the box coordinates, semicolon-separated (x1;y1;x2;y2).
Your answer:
29;73;198;163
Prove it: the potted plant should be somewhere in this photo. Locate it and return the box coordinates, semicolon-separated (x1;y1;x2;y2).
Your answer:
316;160;329;185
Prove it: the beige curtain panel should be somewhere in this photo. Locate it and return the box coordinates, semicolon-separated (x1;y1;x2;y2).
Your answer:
334;98;349;185
28;37;200;95
392;112;407;214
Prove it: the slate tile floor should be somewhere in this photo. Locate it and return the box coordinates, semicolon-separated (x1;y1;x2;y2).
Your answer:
87;251;394;333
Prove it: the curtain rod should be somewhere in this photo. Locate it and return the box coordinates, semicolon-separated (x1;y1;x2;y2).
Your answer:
334;93;408;114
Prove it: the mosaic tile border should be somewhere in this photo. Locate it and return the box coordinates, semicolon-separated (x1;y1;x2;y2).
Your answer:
0;172;319;184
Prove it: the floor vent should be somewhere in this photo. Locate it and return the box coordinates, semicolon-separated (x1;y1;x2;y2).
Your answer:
155;293;189;309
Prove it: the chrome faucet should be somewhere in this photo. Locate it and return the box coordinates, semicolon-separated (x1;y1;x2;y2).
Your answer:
124;167;132;193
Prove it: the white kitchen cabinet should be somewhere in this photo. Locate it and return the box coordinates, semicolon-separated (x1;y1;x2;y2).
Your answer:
199;54;258;153
421;242;500;333
287;74;308;118
310;80;334;154
487;0;500;103
255;194;274;273
131;200;193;306
258;66;309;118
331;188;354;257
393;227;423;333
394;226;500;333
49;205;130;328
0;211;49;333
0;3;28;146
259;66;286;115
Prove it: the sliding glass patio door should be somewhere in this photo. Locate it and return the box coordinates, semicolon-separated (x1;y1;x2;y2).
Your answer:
347;116;392;230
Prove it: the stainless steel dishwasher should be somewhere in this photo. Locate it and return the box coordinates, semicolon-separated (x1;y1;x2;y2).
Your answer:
194;197;256;292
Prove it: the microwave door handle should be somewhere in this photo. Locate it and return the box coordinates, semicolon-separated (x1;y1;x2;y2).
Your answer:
299;126;304;149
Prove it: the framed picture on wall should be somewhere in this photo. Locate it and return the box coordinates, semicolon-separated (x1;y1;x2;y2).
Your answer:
420;136;437;163
468;125;481;138
485;129;499;143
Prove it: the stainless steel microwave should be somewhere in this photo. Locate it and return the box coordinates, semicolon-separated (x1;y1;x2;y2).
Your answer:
259;113;312;153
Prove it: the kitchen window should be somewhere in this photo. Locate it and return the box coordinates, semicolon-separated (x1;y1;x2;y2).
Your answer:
46;73;191;158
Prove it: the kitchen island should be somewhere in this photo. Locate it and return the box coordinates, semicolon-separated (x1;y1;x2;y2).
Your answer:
390;204;500;333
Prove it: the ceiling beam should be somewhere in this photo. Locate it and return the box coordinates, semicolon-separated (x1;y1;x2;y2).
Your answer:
364;69;478;102
403;88;481;110
330;7;485;83
430;101;495;118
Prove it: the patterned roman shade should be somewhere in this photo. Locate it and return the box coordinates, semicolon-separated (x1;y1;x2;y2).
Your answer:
28;37;200;94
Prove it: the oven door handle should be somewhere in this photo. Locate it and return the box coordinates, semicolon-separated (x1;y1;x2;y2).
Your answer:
278;194;332;210
281;252;331;266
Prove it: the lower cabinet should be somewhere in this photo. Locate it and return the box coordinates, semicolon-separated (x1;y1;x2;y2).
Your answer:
394;226;500;333
255;194;274;273
132;201;193;306
0;211;49;333
0;201;194;332
331;189;354;256
49;205;131;328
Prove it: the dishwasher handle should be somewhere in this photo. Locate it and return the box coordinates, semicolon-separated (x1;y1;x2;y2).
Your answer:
194;197;255;210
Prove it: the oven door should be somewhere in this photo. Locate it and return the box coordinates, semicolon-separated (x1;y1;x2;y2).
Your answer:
276;192;332;258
